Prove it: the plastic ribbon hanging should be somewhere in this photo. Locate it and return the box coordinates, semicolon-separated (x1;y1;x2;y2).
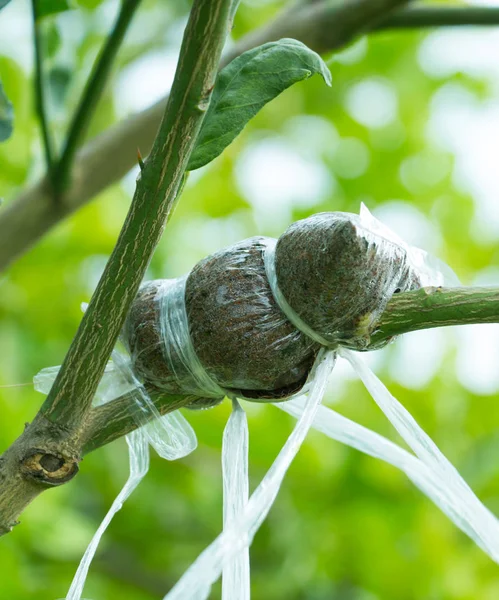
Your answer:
162;349;335;600
278;350;499;563
221;399;250;600
35;350;197;600
34;203;483;600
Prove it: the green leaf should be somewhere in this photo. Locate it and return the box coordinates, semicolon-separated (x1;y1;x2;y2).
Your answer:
0;80;13;142
187;38;332;171
36;0;71;19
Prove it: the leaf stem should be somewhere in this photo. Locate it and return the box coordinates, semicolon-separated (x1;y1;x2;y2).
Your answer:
31;0;55;180
53;0;142;198
379;6;499;30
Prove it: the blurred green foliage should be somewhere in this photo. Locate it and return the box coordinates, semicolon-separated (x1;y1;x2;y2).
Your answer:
1;1;499;599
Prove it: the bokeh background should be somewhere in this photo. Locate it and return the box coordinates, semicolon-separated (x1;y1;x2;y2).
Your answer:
1;0;499;598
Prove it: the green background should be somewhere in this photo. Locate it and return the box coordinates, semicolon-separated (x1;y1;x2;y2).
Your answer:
1;0;498;598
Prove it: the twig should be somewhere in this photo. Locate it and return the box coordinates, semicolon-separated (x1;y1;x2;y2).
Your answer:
369;286;499;346
53;0;143;198
379;6;499;30
31;0;55;179
41;0;233;429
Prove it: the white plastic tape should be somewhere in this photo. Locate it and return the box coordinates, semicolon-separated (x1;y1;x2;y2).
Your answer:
278;351;499;564
162;349;335;600
35;351;198;600
222;399;249;600
63;429;150;600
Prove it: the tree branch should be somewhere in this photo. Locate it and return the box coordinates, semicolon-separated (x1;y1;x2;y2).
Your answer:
369;286;499;346
4;2;499;270
0;0;233;536
40;0;232;430
0;0;411;271
81;388;197;455
53;0;143;197
31;0;55;178
380;6;499;29
78;285;499;456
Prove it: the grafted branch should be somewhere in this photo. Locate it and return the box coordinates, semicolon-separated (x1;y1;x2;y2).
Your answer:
370;286;499;345
81;285;499;454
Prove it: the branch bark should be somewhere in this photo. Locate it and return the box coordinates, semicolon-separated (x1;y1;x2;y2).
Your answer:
0;0;233;536
381;6;499;29
80;285;499;456
0;0;412;271
370;286;499;346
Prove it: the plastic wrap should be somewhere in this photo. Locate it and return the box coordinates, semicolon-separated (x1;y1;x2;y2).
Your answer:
62;429;150;600
271;203;446;349
35;351;197;600
222;399;249;600
35;203;481;600
162;349;335;600
124;205;440;402
278;352;499;563
124;238;317;401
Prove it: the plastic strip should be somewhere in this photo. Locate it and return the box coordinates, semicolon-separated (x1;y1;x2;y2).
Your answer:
277;396;499;561
62;429;150;600
35;353;198;600
162;349;336;600
222;399;250;600
359;203;458;287
111;350;197;460
158;277;227;398
333;349;499;562
263;238;333;347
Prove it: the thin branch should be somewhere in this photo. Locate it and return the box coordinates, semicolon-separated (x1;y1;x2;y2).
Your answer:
369;286;499;346
31;0;55;179
379;6;499;30
0;0;412;272
0;0;234;536
53;0;142;197
81;388;197;455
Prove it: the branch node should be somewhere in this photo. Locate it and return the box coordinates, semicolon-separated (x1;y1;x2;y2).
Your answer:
20;449;79;486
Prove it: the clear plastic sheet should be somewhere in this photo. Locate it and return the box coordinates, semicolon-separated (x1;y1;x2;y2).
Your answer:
158;277;227;398
265;203;448;350
222;399;249;600
278;352;499;564
62;429;150;600
35;352;197;600
162;350;335;600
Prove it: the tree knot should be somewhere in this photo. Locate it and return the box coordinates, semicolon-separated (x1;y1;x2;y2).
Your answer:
20;449;79;486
